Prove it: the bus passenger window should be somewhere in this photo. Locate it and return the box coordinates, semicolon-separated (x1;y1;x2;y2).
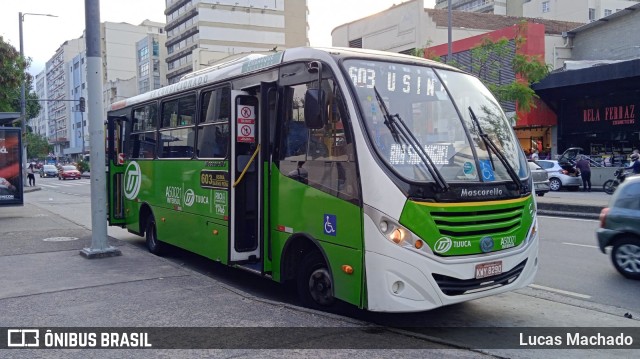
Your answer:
197;124;229;158
278;79;360;204
159;128;194;158
197;87;231;158
130;103;158;159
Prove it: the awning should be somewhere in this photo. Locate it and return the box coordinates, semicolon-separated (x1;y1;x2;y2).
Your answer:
0;113;21;126
533;59;640;110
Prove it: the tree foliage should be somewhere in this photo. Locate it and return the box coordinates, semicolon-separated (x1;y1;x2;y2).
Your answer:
0;36;41;122
26;132;52;160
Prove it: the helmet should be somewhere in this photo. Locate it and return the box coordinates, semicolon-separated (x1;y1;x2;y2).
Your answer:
632;153;639;160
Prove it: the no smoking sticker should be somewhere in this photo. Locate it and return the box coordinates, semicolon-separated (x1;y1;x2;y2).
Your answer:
237;105;255;143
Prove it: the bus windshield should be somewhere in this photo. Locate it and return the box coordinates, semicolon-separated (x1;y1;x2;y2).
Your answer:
344;59;528;184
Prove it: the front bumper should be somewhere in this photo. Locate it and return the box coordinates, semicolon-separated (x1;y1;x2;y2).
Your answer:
363;216;539;312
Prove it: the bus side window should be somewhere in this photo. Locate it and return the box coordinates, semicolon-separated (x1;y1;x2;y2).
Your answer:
160;94;196;158
278;80;360;204
197;87;231;158
130;103;158;159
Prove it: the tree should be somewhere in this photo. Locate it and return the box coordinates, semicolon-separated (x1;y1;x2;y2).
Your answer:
0;36;41;122
26;132;52;160
417;21;551;117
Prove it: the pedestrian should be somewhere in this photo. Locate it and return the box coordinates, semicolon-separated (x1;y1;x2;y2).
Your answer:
626;153;640;174
27;163;36;187
531;149;539;161
575;155;591;192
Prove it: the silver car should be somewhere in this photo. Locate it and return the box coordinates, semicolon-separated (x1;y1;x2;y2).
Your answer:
528;161;550;196
536;160;582;191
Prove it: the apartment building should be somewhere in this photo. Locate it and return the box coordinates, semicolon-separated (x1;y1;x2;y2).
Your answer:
434;0;640;21
33;70;48;138
136;34;168;94
45;38;85;161
37;20;167;160
164;0;309;84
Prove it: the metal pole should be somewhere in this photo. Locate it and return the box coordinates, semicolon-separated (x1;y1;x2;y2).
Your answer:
81;111;85;158
80;0;121;259
19;12;27;185
447;0;452;63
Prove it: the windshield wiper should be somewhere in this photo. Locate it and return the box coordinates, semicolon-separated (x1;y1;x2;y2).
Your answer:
373;87;449;192
468;106;523;191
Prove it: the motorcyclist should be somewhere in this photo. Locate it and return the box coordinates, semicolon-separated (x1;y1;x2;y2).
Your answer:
625;153;640;174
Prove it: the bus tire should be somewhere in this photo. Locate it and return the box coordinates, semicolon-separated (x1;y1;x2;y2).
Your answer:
297;251;335;309
145;215;165;255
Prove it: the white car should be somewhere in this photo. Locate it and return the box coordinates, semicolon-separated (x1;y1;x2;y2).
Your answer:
535;160;582;191
528;161;550;196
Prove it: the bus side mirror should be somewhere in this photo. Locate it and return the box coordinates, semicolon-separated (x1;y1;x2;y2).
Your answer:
304;88;326;130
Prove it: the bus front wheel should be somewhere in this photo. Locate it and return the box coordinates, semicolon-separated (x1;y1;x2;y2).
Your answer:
145;215;165;255
297;251;335;309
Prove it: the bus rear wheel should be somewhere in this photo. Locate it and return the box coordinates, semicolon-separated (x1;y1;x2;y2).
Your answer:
145;215;165;255
297;251;335;309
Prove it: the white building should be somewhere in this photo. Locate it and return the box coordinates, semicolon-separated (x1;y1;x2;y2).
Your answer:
36;20;166;160
164;0;309;84
332;0;581;69
136;33;168;94
434;0;640;21
45;38;85;161
33;70;48;138
522;0;640;23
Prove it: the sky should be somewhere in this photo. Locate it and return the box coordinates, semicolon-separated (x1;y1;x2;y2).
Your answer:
0;0;436;78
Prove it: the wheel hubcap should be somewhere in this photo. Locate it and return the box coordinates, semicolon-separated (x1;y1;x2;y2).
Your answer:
308;268;334;306
615;244;640;274
549;179;561;191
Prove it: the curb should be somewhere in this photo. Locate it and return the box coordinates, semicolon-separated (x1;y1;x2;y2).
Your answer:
537;202;602;220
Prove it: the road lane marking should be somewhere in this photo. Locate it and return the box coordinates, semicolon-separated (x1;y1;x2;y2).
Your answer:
537;215;597;222
562;242;599;249
528;284;591;299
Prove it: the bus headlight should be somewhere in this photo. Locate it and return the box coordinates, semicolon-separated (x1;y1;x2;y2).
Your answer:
378;219;429;254
389;228;406;244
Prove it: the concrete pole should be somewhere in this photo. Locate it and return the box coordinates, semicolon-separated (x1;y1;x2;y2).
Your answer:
19;12;27;186
447;0;452;63
80;0;121;259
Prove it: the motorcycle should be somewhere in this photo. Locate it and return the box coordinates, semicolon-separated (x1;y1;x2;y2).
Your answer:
603;168;630;194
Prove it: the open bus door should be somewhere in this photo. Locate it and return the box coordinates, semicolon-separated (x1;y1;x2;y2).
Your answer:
106;114;127;226
230;90;262;262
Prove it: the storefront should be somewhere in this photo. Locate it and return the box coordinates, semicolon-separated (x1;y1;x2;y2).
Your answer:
533;59;640;165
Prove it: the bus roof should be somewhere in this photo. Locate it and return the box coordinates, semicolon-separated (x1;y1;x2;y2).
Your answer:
109;46;458;112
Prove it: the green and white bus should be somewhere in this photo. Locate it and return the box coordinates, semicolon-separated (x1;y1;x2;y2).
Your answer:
106;47;538;312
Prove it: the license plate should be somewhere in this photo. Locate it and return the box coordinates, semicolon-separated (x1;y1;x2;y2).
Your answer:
475;261;502;279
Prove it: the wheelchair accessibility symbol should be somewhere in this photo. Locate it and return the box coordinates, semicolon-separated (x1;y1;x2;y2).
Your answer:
324;214;337;236
478;159;495;181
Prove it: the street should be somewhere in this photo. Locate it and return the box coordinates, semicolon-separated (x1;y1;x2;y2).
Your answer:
8;183;638;357
27;181;640;315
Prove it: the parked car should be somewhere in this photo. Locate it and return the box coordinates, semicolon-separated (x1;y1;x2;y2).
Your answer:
535;160;582;191
528;161;550;196
597;175;640;279
58;165;82;180
39;164;58;178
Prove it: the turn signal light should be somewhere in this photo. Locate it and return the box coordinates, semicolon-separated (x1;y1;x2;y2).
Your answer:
414;240;423;249
341;265;354;275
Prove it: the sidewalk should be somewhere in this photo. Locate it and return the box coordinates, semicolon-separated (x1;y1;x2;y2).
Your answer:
536;190;610;219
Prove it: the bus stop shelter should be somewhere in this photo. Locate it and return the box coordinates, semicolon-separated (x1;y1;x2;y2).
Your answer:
0;113;21;126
